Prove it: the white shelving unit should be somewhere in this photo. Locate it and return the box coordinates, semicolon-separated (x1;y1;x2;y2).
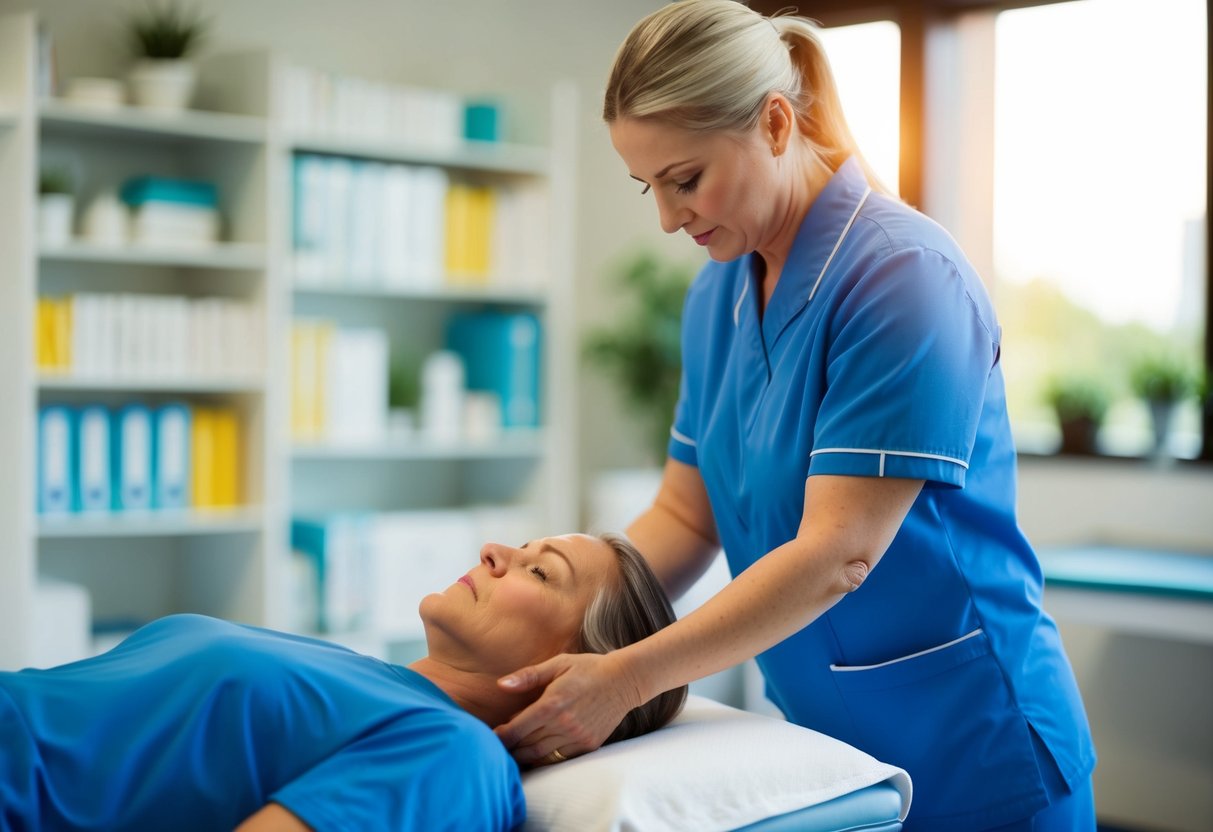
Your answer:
0;12;578;669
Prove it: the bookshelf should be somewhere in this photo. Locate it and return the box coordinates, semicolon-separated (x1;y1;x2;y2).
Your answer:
0;11;578;668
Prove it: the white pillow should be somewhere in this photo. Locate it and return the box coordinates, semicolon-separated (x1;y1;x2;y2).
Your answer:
521;695;911;832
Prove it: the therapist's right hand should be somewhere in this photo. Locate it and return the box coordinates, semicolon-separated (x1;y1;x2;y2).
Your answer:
494;650;643;766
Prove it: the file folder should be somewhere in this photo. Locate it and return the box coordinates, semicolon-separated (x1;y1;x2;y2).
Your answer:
38;405;74;515
153;403;191;510
112;404;153;511
76;405;112;513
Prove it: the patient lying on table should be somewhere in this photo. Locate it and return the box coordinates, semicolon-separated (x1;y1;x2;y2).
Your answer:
0;533;686;831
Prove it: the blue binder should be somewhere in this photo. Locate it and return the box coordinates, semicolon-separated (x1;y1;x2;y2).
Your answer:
112;404;153;511
446;311;542;428
153;403;191;510
38;405;74;515
76;405;112;513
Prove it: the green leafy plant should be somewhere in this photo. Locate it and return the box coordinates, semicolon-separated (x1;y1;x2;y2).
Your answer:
583;251;694;464
127;1;209;60
1129;354;1197;404
1044;374;1110;455
38;168;73;196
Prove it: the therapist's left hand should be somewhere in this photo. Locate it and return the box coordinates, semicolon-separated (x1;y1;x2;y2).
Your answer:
494;651;642;766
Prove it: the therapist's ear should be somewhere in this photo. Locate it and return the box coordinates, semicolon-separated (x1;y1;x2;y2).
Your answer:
764;94;794;157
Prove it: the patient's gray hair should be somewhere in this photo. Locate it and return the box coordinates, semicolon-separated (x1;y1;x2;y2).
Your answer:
578;532;688;744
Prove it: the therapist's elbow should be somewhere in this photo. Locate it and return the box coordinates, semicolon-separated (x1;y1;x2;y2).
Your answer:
838;559;871;594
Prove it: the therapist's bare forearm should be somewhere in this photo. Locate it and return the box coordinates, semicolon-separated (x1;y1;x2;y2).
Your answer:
627;503;717;599
615;532;855;702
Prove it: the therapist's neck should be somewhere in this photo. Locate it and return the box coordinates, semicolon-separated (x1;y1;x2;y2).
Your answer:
755;141;833;307
408;656;537;727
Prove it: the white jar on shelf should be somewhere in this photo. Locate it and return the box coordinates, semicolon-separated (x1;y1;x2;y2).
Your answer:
420;351;465;443
37;192;73;245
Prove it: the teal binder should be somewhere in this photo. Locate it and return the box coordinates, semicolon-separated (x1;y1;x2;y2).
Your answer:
38;405;74;515
446;311;542;428
112;404;153;511
76;405;112;513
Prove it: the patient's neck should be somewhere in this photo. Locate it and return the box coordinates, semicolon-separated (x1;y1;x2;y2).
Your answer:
407;656;536;728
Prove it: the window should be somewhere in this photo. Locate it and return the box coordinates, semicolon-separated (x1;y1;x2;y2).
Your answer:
992;0;1207;457
819;21;901;195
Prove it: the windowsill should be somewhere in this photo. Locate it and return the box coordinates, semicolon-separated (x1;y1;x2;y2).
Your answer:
1016;449;1213;468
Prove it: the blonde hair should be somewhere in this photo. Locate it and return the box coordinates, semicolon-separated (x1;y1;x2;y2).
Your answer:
603;0;891;194
579;532;687;744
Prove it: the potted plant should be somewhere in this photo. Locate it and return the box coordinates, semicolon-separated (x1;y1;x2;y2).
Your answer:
1130;354;1196;455
582;250;694;529
38;168;74;246
1044;374;1110;455
126;1;209;112
583;250;693;464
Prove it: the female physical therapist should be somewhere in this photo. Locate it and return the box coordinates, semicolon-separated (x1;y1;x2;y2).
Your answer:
495;2;1096;830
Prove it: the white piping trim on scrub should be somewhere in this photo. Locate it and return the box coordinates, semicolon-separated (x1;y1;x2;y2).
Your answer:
733;278;750;327
808;185;872;302
670;427;697;448
808;447;970;477
829;628;984;672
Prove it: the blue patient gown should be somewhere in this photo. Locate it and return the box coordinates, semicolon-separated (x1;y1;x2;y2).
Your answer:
0;615;525;831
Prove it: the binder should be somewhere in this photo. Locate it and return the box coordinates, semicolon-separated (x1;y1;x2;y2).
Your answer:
291;514;373;633
191;407;216;507
212;407;240;507
37;405;74;515
447;311;542;428
153;403;191;510
76;405;112;513
112;404;153;511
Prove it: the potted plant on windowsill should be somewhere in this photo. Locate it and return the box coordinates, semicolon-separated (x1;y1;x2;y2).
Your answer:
1130;354;1197;456
1044;374;1110;456
582;250;693;528
126;1;209;112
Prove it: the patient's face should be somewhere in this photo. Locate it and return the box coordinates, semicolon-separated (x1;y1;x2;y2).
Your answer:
420;534;618;675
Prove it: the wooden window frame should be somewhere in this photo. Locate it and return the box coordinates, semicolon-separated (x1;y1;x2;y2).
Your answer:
751;0;1212;460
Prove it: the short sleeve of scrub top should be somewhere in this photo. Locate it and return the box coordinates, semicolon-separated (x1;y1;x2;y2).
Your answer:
807;246;1000;487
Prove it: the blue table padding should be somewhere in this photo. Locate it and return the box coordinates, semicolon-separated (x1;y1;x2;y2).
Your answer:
732;781;903;832
1039;546;1213;601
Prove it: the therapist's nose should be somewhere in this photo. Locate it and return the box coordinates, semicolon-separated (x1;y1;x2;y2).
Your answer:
656;192;691;235
480;542;513;577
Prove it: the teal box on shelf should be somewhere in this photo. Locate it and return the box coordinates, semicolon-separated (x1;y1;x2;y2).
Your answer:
463;100;502;143
119;176;218;208
446;311;542;429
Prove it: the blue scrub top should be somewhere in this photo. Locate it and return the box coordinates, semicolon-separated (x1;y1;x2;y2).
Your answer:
0;615;525;832
669;158;1096;831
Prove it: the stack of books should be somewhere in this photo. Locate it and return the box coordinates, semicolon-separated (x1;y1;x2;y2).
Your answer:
290;320;388;443
120;177;221;248
36;293;261;380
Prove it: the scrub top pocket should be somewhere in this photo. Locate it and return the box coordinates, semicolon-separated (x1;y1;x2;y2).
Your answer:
829;629;1048;825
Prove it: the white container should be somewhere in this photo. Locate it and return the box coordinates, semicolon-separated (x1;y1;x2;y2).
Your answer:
38;193;74;245
80;192;129;246
128;59;196;112
421;351;465;442
63;76;125;110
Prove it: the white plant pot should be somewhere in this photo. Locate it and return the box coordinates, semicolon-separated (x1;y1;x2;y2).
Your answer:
128;59;197;112
38;194;74;245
